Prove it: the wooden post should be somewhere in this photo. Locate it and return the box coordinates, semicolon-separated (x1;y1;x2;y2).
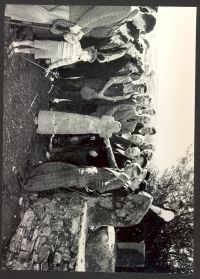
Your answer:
4;20;51;29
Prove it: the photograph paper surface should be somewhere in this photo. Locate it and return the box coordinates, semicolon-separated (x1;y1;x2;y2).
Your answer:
2;5;196;273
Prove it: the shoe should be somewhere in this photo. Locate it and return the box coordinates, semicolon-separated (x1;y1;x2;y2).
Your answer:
6;43;14;54
34;116;38;126
16;174;23;191
46;151;51;160
8;48;16;59
49;136;54;152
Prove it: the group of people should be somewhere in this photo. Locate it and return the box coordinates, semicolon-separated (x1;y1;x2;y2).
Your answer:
6;5;183;239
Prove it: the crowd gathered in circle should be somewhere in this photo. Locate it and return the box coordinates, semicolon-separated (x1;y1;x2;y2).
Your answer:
6;5;184;228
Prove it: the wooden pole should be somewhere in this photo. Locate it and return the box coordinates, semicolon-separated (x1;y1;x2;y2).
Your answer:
4;20;51;30
103;138;118;168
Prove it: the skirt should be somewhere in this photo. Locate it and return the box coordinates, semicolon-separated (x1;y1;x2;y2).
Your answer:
5;5;70;24
33;40;61;60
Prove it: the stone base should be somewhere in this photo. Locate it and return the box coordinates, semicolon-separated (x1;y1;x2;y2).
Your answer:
85;226;116;272
4;192;87;271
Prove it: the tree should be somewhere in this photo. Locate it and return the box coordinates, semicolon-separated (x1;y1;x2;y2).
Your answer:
145;145;194;274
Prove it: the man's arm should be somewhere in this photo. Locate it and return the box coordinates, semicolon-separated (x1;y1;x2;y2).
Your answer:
111;75;132;84
98;79;114;98
99;93;133;102
98;76;132;99
149;204;162;215
149;204;175;222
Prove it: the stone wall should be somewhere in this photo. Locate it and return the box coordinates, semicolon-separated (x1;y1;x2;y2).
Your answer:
4;192;87;271
87;194;151;227
4;191;151;271
86;226;116;272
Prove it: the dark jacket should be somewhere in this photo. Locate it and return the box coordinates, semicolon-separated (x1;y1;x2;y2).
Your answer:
58;55;142;79
22;162;129;195
51;138;108;167
114;152;131;169
116;205;175;243
131;123;144;134
110;134;133;150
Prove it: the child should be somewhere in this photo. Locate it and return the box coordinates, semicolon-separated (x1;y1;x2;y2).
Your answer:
9;35;97;75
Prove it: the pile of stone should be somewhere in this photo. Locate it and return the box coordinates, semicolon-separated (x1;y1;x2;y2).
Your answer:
86;226;116;272
4;191;151;272
5;193;87;271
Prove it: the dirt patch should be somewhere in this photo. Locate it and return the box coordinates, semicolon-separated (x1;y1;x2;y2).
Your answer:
2;24;52;258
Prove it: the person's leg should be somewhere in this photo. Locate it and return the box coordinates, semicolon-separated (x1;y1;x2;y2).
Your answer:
64;79;85;89
50;151;72;161
91;111;101;117
12;40;34;48
57;135;88;147
13;47;35;55
56;90;82;101
51;145;79;153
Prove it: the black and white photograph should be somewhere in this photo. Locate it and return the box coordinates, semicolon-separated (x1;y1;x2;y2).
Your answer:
2;4;196;273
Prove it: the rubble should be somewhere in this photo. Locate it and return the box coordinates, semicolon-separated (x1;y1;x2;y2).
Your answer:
5;191;151;271
5;193;86;271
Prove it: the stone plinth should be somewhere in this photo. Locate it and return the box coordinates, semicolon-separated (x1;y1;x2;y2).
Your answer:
85;226;116;272
36;110;121;138
87;194;151;227
5;193;87;271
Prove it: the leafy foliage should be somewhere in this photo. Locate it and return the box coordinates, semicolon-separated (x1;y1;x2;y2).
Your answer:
145;145;194;274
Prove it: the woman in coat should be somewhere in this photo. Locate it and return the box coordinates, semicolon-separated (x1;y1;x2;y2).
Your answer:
21;161;141;194
5;5;136;34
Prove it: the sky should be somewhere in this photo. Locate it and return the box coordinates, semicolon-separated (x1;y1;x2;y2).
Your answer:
151;7;196;172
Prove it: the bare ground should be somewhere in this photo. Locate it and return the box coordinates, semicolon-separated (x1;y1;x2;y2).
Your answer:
2;24;52;258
